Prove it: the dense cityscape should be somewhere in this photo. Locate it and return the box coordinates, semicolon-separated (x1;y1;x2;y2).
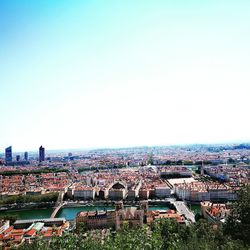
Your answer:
0;144;249;248
1;0;250;249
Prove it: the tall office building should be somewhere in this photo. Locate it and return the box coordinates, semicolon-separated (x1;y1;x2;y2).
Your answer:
24;152;28;161
39;146;45;162
5;146;12;163
16;155;20;162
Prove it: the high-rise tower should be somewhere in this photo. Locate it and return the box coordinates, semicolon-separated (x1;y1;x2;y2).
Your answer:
24;152;28;161
39;146;45;162
5;146;12;163
16;155;20;161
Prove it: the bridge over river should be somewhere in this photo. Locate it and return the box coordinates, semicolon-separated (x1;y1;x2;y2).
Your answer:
50;191;66;218
50;202;66;218
171;200;195;223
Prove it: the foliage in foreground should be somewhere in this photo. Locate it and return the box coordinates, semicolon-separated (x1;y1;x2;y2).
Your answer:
19;220;248;250
223;185;250;245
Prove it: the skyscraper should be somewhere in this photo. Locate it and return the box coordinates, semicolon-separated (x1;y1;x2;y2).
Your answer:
16;155;20;161
5;146;12;163
24;152;28;161
39;146;45;162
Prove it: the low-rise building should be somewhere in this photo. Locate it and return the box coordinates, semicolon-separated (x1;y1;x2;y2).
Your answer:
127;181;142;200
146;210;185;225
76;205;144;231
175;181;237;202
159;166;192;178
155;186;171;198
200;201;231;223
0;220;10;234
76;210;116;230
109;182;127;200
0;218;69;248
74;187;95;200
139;188;149;200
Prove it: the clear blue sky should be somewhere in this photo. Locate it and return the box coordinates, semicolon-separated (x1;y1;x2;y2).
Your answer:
0;0;250;151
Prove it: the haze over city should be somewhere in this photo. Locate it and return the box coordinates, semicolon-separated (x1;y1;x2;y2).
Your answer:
1;0;250;151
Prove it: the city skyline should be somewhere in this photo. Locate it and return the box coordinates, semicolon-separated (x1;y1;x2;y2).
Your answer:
1;0;250;151
1;141;250;155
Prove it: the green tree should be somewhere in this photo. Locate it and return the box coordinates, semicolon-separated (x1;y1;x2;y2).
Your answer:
76;222;88;234
224;185;250;245
0;215;17;224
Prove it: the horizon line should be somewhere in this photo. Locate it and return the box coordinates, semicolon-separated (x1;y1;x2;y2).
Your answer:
1;141;250;154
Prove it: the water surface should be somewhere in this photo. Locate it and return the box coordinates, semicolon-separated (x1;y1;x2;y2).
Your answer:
0;204;171;221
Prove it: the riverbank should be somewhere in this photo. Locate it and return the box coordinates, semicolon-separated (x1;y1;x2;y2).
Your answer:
64;199;176;207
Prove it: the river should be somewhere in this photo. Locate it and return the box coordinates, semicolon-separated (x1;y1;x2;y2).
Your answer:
0;204;174;221
0;203;202;221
